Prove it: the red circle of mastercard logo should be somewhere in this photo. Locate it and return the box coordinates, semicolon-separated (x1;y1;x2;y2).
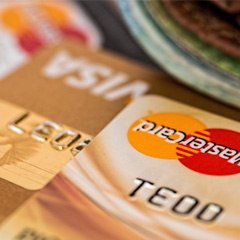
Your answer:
128;113;240;176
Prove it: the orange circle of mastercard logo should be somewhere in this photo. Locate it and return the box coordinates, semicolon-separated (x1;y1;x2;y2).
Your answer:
128;113;240;176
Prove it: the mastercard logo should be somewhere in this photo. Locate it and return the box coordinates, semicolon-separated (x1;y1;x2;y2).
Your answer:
128;113;240;176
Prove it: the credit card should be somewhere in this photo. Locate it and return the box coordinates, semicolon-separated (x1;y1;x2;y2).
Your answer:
0;99;90;222
0;0;102;80
1;95;240;239
64;95;240;239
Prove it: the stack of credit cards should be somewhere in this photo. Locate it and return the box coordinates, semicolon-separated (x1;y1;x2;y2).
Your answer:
0;0;239;239
118;0;240;109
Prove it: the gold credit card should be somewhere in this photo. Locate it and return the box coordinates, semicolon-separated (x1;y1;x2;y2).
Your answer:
0;40;239;229
0;100;90;190
1;95;240;239
0;99;90;222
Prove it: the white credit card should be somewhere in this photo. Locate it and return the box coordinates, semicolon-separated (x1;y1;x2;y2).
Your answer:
0;0;102;79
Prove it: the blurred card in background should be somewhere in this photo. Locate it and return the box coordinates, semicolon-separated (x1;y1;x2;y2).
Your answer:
0;0;102;80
